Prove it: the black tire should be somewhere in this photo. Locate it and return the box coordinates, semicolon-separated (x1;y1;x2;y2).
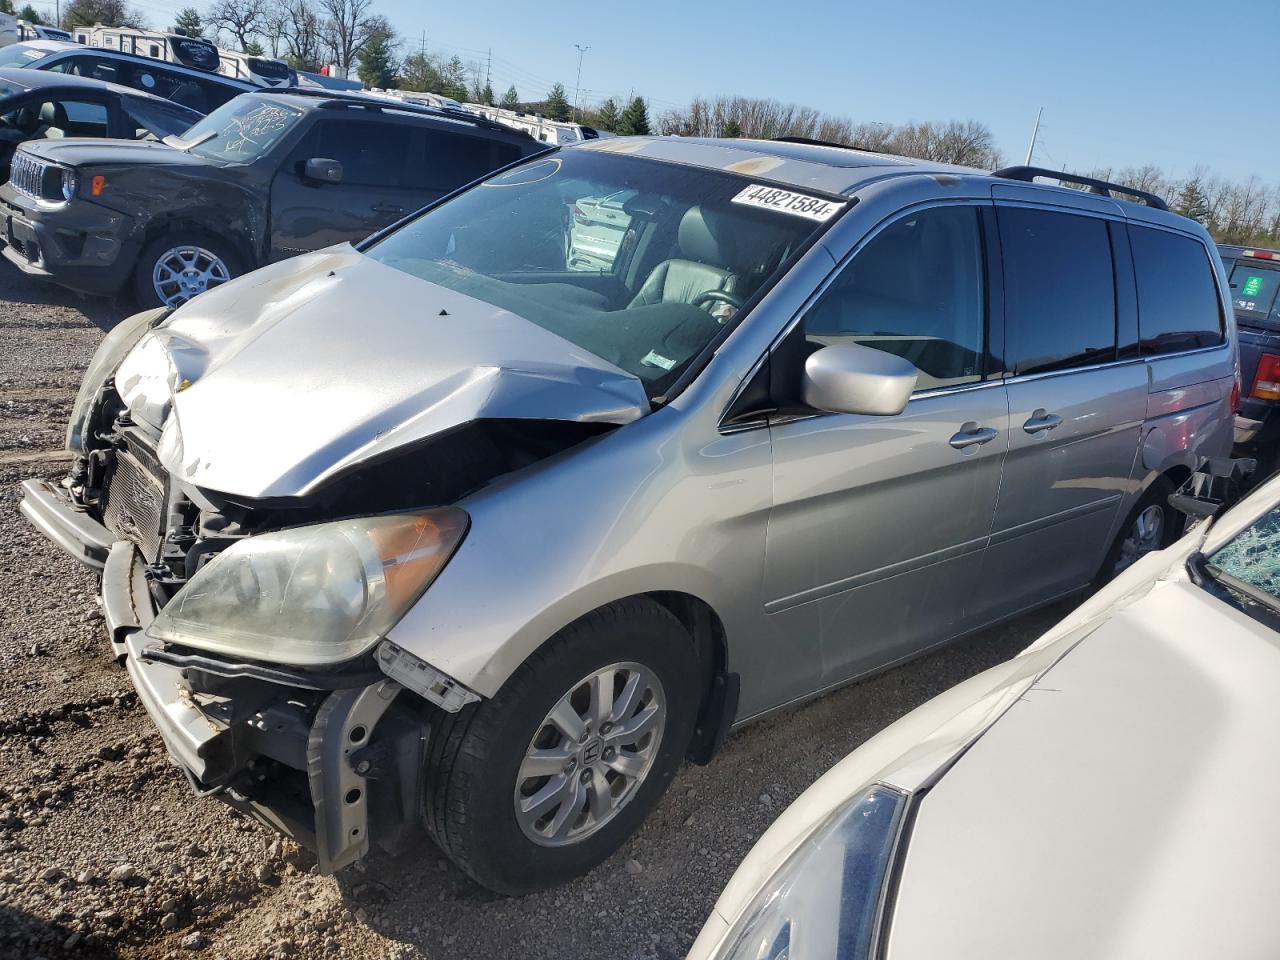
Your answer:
132;232;244;310
1096;476;1182;585
424;597;700;895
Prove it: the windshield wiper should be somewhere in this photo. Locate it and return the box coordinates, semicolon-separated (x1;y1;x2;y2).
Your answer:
1188;551;1280;616
163;129;217;151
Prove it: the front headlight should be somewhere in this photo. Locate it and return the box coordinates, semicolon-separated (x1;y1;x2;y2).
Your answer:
60;168;77;202
713;785;908;960
146;508;469;667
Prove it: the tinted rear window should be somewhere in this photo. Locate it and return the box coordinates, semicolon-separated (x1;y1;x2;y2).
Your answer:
1131;226;1224;354
998;206;1117;375
1228;261;1280;324
417;128;526;191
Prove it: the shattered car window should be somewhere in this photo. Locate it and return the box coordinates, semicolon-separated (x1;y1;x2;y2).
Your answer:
1207;504;1280;602
365;150;836;396
174;95;301;163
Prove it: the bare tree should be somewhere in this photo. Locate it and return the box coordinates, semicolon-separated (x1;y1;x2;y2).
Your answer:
318;0;373;74
275;0;323;70
208;0;268;51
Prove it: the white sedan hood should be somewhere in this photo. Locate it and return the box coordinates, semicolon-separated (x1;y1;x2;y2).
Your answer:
887;561;1280;959
112;246;649;500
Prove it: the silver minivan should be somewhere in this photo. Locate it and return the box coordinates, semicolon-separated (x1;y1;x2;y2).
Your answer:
23;137;1237;894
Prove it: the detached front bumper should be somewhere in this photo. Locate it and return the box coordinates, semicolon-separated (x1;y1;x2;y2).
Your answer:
20;481;428;873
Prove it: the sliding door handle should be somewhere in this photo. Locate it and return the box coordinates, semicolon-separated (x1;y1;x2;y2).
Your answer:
949;425;998;449
1023;411;1063;434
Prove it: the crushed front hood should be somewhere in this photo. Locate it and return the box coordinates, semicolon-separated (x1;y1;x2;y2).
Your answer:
115;246;649;500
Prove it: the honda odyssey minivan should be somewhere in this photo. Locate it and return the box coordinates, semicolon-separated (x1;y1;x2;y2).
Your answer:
22;137;1237;894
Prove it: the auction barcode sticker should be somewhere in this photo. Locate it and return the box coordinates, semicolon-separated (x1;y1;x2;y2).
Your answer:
731;184;846;222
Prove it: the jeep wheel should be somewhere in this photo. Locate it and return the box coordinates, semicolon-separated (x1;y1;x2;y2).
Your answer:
134;234;243;309
424;598;700;894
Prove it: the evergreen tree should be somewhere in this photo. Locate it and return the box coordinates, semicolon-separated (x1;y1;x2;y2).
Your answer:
721;118;743;138
499;84;519;110
596;97;620;132
398;51;442;93
617;95;650;136
16;2;43;21
440;55;468;101
243;39;264;56
544;82;570;121
1174;180;1211;224
479;81;494;106
356;27;397;89
173;6;203;37
0;0;16;16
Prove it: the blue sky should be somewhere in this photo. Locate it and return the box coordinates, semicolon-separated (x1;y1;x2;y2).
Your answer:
100;0;1275;184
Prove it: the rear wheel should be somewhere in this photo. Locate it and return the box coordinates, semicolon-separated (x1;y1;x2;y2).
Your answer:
423;598;700;894
1099;477;1181;582
133;233;242;309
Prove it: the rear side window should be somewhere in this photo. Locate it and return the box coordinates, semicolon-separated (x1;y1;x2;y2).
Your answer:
804;205;987;390
417;129;525;192
1228;261;1280;324
998;207;1116;375
1131;226;1224;353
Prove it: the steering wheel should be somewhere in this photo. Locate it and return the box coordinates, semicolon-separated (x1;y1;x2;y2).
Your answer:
691;289;743;311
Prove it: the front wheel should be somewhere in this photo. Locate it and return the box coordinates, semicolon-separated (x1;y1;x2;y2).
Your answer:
423;598;701;894
132;233;243;309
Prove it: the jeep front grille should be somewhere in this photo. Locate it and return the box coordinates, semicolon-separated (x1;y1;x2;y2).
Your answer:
102;445;167;563
9;153;49;202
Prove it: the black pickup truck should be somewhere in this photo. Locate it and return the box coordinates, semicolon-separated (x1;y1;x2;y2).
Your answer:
0;88;544;307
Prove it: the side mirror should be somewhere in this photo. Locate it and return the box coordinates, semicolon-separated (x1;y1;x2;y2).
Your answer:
803;343;918;416
303;157;343;184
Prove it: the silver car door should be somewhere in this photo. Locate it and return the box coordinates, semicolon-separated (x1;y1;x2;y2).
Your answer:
972;204;1146;627
764;202;1010;688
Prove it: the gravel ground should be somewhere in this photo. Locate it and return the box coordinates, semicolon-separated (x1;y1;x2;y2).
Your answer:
0;261;1070;960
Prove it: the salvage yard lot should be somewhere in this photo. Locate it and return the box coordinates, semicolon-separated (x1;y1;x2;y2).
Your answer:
0;260;1065;960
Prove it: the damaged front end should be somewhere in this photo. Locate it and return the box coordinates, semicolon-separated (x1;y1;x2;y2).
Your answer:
21;256;651;870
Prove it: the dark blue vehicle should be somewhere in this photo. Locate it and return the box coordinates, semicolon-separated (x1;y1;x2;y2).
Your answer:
1221;244;1280;466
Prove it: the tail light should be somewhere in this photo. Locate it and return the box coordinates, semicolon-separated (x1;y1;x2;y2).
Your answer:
1251;353;1280;401
573;204;589;225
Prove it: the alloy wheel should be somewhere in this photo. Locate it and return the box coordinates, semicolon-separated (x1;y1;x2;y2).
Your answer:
1115;503;1165;574
152;244;231;307
514;662;666;847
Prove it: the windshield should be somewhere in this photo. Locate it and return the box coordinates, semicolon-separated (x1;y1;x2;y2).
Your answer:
1205;504;1280;615
365;151;840;396
174;96;301;163
0;43;50;68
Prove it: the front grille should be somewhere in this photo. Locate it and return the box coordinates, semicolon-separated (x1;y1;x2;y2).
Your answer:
9;153;48;202
102;445;167;563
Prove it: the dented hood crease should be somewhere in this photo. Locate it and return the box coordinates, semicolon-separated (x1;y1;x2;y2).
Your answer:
115;246;649;500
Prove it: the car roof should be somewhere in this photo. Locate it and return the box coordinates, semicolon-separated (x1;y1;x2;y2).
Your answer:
29;43;255;90
254;89;537;140
573;137;1200;230
0;67;203;114
574;135;973;196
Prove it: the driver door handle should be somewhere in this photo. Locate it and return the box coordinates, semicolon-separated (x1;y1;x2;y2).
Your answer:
949;425;999;449
371;203;404;215
1023;411;1063;434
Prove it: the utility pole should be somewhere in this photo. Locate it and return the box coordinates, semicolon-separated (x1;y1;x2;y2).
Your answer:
573;43;590;121
486;47;491;86
419;31;426;55
1024;106;1043;166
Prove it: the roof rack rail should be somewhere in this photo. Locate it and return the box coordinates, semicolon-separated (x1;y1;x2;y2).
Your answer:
256;87;525;136
992;165;1169;211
